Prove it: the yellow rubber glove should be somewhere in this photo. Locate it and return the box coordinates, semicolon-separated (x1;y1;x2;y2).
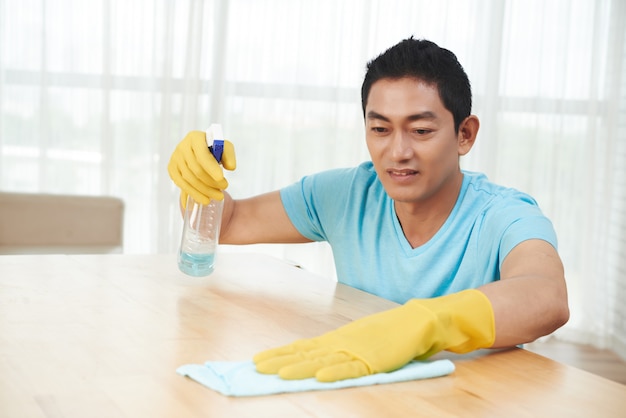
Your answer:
167;131;237;207
254;289;495;382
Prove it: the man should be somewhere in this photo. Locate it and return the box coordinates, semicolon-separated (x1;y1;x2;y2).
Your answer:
168;38;569;383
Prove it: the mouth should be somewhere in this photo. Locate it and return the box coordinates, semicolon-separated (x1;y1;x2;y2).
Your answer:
387;168;418;176
386;168;419;182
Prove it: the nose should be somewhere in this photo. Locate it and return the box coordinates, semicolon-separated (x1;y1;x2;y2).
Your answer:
389;131;413;161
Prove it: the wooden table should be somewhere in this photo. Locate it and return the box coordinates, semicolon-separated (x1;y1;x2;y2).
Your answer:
1;253;625;417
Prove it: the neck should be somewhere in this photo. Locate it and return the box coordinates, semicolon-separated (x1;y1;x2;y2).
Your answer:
394;171;464;248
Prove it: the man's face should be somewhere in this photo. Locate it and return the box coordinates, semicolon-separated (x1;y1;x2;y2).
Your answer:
365;77;466;205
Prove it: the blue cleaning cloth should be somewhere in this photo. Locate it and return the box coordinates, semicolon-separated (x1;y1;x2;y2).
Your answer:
176;359;455;397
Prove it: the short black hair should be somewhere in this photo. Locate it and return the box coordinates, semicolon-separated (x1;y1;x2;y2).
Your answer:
361;37;472;133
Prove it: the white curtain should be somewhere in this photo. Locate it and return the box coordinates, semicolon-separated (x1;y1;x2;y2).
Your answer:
1;0;625;356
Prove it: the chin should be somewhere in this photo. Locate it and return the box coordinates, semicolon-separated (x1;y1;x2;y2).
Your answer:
392;196;423;204
384;190;423;203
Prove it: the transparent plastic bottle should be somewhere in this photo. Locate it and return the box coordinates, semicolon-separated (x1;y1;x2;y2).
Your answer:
178;195;224;276
177;124;225;276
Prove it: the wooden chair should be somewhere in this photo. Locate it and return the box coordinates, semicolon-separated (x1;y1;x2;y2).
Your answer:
0;192;124;254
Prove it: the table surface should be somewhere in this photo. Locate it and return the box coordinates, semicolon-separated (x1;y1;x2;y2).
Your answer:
1;253;625;418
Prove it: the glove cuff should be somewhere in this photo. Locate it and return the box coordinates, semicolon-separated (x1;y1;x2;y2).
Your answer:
408;289;495;354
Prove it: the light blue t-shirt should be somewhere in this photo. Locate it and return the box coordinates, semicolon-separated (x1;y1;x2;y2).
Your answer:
280;162;557;304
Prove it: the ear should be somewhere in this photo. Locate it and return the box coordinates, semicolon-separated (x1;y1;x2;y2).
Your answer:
457;115;479;156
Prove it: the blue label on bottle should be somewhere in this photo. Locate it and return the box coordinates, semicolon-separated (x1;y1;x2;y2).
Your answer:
210;140;224;164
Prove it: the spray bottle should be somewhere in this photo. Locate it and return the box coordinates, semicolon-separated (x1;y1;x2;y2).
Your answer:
177;124;225;276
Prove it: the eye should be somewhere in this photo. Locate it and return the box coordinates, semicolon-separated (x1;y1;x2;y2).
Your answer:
413;129;431;135
371;126;388;134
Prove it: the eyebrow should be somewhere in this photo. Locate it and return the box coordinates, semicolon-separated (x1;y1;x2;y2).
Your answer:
366;110;437;122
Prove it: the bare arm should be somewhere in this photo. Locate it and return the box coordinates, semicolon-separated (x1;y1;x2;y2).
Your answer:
219;190;312;245
479;239;570;347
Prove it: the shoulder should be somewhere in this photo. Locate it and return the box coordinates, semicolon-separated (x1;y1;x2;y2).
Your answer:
460;170;558;251
289;161;379;194
278;162;383;241
312;161;377;182
280;161;382;209
461;170;540;210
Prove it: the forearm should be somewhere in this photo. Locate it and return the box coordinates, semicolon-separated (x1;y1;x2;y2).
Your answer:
219;190;311;245
479;240;570;348
219;191;235;240
479;276;569;347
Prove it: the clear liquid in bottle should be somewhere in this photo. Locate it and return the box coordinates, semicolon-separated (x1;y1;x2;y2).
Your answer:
178;195;224;276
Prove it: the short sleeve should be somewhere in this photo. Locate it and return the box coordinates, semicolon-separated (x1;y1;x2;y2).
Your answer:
279;167;358;242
